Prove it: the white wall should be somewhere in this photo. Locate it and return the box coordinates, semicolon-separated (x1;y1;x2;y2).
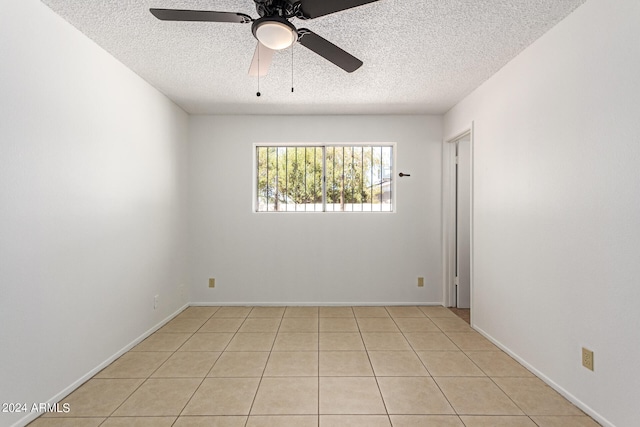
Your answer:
188;115;442;305
444;0;640;425
0;1;189;426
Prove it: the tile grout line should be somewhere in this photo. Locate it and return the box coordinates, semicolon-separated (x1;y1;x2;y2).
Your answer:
168;307;222;425
388;306;466;424
243;307;285;425
101;310;209;423
90;309;208;425
357;307;392;424
485;374;532;420
201;306;257;427
423;308;532;423
93;307;217;426
317;307;321;426
379;306;397;426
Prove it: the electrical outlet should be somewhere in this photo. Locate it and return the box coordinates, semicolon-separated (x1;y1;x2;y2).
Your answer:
582;347;594;371
417;277;424;287
209;278;215;288
153;295;159;310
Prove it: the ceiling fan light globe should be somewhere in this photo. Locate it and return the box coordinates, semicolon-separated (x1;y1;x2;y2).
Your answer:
254;19;297;50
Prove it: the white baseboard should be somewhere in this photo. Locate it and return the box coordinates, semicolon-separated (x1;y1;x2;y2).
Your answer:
12;303;189;427
472;325;614;427
188;301;445;307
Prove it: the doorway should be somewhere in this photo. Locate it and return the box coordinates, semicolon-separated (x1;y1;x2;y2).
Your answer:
455;133;471;308
443;128;473;318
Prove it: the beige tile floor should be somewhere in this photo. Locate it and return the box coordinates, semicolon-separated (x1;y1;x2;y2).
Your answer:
30;306;600;427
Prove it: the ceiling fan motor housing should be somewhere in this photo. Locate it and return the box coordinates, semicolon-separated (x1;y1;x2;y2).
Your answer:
254;0;301;19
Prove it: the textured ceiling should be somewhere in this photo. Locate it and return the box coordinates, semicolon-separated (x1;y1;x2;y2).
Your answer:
40;0;586;114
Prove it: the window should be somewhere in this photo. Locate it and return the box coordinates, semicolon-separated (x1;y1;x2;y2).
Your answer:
255;144;393;212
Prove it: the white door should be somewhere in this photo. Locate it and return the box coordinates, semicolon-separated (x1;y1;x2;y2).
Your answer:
456;134;471;308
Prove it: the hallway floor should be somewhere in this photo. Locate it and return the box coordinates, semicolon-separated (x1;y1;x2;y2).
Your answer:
30;306;599;426
448;307;470;324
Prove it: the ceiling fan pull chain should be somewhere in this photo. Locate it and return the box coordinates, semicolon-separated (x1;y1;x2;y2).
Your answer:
291;38;294;93
257;43;261;97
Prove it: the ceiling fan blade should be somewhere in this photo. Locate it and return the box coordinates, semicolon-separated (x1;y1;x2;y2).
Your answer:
297;29;363;73
248;42;275;76
298;0;379;19
149;8;252;24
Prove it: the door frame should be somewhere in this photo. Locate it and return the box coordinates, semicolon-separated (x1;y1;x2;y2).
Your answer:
442;124;474;320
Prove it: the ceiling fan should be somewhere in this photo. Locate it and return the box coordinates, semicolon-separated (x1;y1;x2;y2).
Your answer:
150;0;379;76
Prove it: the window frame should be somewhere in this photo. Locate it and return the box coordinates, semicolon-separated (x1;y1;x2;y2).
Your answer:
252;142;396;213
